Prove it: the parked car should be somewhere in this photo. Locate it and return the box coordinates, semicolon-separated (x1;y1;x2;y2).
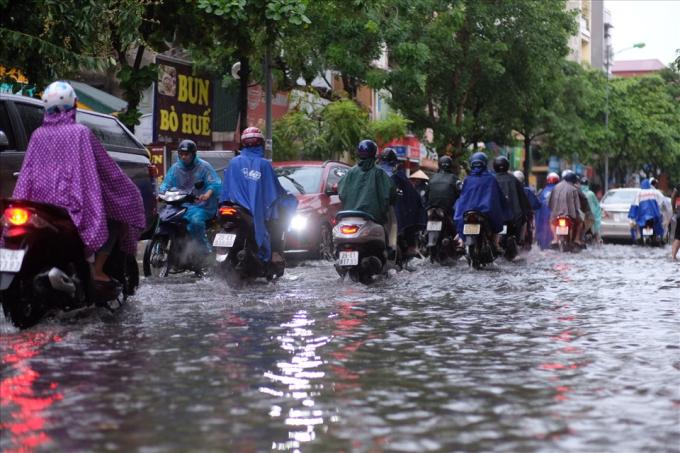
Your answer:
273;161;350;260
0;93;157;237
600;188;638;242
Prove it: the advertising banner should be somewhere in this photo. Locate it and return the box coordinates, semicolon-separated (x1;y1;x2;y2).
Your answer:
148;145;166;184
154;56;213;148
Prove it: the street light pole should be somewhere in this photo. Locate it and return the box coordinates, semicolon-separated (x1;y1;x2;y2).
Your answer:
264;42;273;161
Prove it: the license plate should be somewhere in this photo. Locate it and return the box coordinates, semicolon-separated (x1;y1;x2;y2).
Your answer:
556;226;569;236
213;233;237;248
338;251;359;266
642;227;653;236
615;213;626;222
463;223;480;235
0;248;26;273
499;225;507;235
215;253;228;263
427;221;442;231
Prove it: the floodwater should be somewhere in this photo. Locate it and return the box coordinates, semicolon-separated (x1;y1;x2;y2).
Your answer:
1;244;679;452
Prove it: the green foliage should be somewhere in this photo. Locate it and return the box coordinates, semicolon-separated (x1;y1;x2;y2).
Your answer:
272;110;319;161
319;100;369;160
369;113;411;146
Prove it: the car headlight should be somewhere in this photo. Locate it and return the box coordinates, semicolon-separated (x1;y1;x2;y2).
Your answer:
289;214;309;232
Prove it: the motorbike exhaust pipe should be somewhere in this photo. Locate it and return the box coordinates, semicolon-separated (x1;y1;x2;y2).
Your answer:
47;268;76;297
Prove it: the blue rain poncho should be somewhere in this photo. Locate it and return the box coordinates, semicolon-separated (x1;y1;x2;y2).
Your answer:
454;167;512;238
160;156;222;251
628;179;664;236
535;183;556;250
219;145;298;261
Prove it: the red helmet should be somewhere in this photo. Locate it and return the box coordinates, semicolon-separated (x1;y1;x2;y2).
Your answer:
241;127;264;147
546;172;560;184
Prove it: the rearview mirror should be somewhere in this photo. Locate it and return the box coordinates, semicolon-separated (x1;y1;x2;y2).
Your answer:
0;130;9;150
325;183;338;196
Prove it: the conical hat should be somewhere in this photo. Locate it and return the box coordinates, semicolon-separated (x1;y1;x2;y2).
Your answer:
410;170;429;180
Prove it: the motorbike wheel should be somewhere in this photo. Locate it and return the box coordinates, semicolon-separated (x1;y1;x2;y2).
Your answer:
318;224;334;261
1;277;46;329
143;237;171;278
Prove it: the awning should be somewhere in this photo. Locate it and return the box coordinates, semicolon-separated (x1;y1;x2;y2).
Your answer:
69;80;127;114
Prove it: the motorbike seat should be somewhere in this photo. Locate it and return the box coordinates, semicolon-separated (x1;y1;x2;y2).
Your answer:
336;210;376;222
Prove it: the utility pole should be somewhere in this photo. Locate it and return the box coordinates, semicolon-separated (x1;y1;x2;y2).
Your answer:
603;23;612;193
264;42;273;161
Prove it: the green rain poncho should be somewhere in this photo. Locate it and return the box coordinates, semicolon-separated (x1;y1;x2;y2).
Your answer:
581;185;602;233
338;157;396;225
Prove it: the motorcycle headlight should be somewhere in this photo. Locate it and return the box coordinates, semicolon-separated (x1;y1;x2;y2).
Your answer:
289;214;309;232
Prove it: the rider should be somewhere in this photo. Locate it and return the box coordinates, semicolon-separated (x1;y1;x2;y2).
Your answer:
671;181;680;260
337;140;397;249
547;170;583;247
628;178;666;242
493;156;532;244
454;152;512;244
535;172;560;250
513;170;541;248
579;176;602;243
11;80;145;293
427;155;461;237
219;127;297;264
160;139;222;256
379;148;427;257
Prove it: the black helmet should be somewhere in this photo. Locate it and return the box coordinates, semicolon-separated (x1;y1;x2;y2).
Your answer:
356;139;378;159
563;171;578;184
177;139;197;154
493;155;509;173
469;152;487;169
580;176;589;186
381;147;398;165
650;177;658;188
438;155;453;172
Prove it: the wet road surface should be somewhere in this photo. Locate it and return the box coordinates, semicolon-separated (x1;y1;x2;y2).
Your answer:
1;244;679;452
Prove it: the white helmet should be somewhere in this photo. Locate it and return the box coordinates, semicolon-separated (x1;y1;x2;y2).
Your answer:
42;81;77;114
513;170;525;183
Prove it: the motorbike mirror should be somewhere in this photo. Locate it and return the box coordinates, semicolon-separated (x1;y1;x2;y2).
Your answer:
194;181;205;190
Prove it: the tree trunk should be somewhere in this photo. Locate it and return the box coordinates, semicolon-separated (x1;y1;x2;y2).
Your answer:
523;134;532;184
238;56;250;136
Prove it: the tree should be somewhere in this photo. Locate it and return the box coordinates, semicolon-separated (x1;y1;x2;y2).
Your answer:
369;112;411;147
379;0;575;164
0;0;110;89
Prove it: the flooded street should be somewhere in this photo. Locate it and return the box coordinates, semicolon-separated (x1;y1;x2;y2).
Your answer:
2;244;679;452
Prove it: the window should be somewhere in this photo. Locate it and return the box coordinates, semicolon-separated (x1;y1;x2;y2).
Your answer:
601;189;638;205
15;102;44;142
275;166;323;195
0;102;16;149
77;112;145;154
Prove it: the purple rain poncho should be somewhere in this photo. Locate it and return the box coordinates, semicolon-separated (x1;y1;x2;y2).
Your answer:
12;109;145;255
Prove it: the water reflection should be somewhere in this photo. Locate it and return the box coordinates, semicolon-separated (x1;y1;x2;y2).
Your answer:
1;331;63;452
261;310;331;451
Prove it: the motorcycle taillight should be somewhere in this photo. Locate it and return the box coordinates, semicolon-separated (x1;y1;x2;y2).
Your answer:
558;218;567;227
340;225;360;234
219;206;238;217
465;213;479;223
4;207;30;226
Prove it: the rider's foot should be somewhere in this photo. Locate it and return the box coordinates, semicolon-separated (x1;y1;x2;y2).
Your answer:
271;252;285;264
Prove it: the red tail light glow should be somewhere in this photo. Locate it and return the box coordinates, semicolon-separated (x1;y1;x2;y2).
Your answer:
558;218;567;227
5;208;30;226
219;206;238;217
340;225;360;234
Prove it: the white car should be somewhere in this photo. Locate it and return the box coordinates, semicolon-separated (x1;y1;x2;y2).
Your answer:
600;188;674;243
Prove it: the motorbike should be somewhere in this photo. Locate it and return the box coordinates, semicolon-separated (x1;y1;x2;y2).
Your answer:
0;199;137;329
332;210;395;284
212;202;285;287
426;208;463;265
552;215;577;252
462;210;497;270
497;220;520;261
143;185;217;278
637;218;663;246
